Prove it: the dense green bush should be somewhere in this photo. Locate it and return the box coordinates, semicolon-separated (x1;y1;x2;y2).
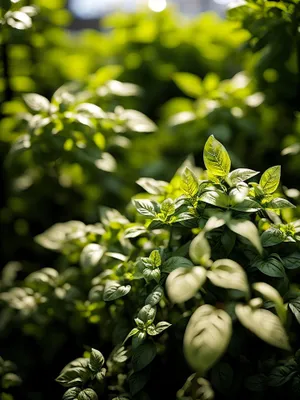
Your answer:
1;1;300;399
2;136;300;400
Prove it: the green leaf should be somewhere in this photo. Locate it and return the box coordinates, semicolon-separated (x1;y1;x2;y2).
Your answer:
6;11;32;29
132;341;157;372
194;377;215;399
136;177;168;195
211;362;233;394
23;93;50;112
228;219;262;255
90;65;123;87
268;364;297;387
96;368;106;383
252;282;282;307
128;367;150;396
289;298;300;324
199;190;229;208
253;255;285;278
145;286;164;306
25;267;58;289
265;198;295;210
184;305;232;373
166;267;206;303
75;103;106;118
253;282;286;323
63;388;81;400
260;166;281;194
1;373;22;389
244;374;266;392
235;304;290;350
89;348;105;372
203;135;231;177
173;72;203;98
143;267;160;283
231;198;261;212
147;321;171;336
124;226;147;239
80;244;104;269
112;397;130;400
282;252;300;269
204;216;225;232
162;256;193;273
261;227;285;247
133;199;157;218
78;388;98;400
189;232;211;266
103;281;131;301
228;169;259;185
56;358;91;387
229;183;248;204
123;328;139;344
132;331;147;348
181;167;199;197
138;305;156;324
161;198;175;217
149;250;161;267
207;259;249;295
122;109;157;133
95;152;117;172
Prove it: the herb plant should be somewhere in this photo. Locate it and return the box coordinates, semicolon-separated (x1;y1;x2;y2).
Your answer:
3;136;300;399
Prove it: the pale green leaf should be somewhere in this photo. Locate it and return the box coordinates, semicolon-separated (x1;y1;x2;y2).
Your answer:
253;282;286;323
189;232;211;266
228;168;259;185
184;305;232;373
136;177;168;195
235;304;290;350
207;259;249;295
228;219;262;255
166;267;206;303
80;244;104;269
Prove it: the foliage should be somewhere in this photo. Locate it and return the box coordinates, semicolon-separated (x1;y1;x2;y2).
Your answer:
2;136;300;399
2;1;300;400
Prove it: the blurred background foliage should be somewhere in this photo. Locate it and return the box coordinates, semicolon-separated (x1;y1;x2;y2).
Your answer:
1;0;300;399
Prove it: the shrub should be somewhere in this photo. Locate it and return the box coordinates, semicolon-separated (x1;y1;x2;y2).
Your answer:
2;136;300;399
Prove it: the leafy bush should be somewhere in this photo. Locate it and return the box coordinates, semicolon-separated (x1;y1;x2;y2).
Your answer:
2;1;300;399
2;136;300;399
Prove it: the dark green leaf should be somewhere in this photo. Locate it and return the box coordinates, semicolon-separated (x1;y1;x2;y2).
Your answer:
162;256;193;273
261;228;285;247
253;256;285;277
132;341;157;372
282;252;300;269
